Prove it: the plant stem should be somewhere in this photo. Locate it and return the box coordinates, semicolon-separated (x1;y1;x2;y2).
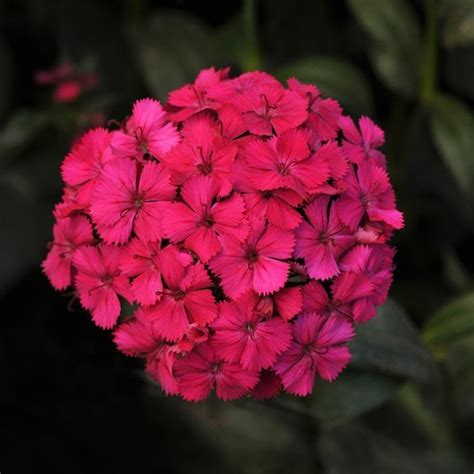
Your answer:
421;0;438;104
242;0;262;71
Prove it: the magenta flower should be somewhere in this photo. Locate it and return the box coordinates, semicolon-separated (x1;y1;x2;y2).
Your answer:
174;342;259;401
275;312;355;396
339;244;395;322
143;247;217;342
43;68;404;402
111;98;180;160
210;220;295;298
167;67;229;121
295;196;356;280
73;245;133;329
242;128;329;194
42;215;94;290
161;114;237;196
61;128;113;208
212;292;292;371
163;175;248;262
119;238;175;307
288;77;342;141
337;162;405;230
240;83;308;135
339;115;386;168
90;158;176;244
302;272;375;323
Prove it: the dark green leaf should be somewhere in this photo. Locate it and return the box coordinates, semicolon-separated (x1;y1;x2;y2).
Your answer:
311;371;399;427
132;11;220;100
429;94;474;197
0;110;50;167
441;0;474;48
347;0;422;97
422;292;474;354
349;300;436;383
275;57;374;115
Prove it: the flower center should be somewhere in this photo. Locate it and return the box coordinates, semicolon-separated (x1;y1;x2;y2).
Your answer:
172;289;186;301
246;248;259;264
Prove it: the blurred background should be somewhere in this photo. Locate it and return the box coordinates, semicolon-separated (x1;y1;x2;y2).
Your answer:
1;0;473;472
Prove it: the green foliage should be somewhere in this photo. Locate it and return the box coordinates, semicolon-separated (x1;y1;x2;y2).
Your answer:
423;292;474;355
441;0;474;48
430;94;474;198
132;11;221;100
347;0;422;97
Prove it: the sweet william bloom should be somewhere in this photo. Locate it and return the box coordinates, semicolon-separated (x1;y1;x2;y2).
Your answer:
275;312;355;396
163;175;248;262
241;83;308;135
42;215;94;290
167;67;229;121
207;71;281;108
210;220;295;298
44;66;404;401
295;196;356;280
73;245;133;329
174;342;259;402
161;114;237;196
339;244;395;322
144;248;217;342
302;273;374;322
288;77;342;141
61;128;113;207
114;310;179;394
337;162;404;230
54;80;82;103
256;286;302;321
251;369;282;400
111;98;180;160
212;293;292;371
339;115;386;168
119;239;165;306
242;128;329;195
90;158;176;244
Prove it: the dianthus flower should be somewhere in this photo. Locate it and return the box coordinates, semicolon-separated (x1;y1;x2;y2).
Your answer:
43;67;403;401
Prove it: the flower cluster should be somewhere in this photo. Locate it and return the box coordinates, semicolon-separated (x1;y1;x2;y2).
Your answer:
43;67;403;401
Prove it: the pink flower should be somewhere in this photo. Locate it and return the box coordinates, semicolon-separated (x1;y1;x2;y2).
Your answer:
251;370;282;400
90;158;176;244
339;244;395;322
207;71;281;108
111;98;180;160
167;67;229;121
256;286;302;321
337;162;404;230
54;80;82;103
241;186;303;230
242;129;329;194
163;175;248;262
44;67;404;402
210;221;295;298
212;292;292;370
302;273;374;322
144;249;217;342
295;196;356;280
339;115;386;168
73;245;133;329
61;128;113;207
114;310;179;394
174;342;259;401
241;83;308;135
288;78;342;141
119;238;164;306
42;215;94;290
275;312;354;396
161;114;237;196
